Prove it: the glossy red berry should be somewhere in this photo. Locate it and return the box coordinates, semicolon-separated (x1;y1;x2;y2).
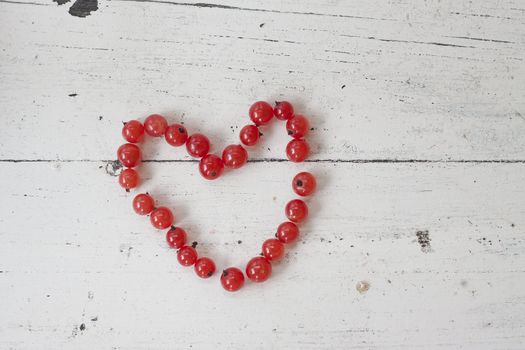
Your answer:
286;115;309;139
246;256;272;282
150;206;174;229
262;238;285;261
286;139;309;163
166;226;187;249
249;101;274;125
222;144;248;169
292;172;316;196
165;123;187;147
194;257;216;278
285;199;308;223
239;125;260;146
177;246;198;266
144;114;168;137
199;154;224;180
122;120;144;143
119;168;140;190
117;143;141;168
220;267;245;292
186;133;210;158
276;221;299;243
273;101;294;121
132;193;154;215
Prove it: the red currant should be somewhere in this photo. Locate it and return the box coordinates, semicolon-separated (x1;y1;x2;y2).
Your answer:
292;172;316;196
276;221;299;243
122;120;144;143
194;257;216;278
165;123;187;147
144;114;168;137
285;199;308;223
117;143;141;168
166;227;187;249
286;115;309;139
150;206;174;229
119;168;140;190
132;193;154;215
177;246;198;266
239;125;260;146
222;144;248;169
199;154;224;180
273;101;294;121
220;267;245;292
186;133;210;158
262;238;285;261
246;256;272;282
249;101;274;125
286;139;309;162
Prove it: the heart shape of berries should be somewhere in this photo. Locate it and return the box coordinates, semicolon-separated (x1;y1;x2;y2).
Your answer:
116;101;316;292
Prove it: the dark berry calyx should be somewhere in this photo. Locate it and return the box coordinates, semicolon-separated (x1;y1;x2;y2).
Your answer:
296;180;303;187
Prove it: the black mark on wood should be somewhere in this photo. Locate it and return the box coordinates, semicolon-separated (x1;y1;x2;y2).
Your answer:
68;0;98;17
105;160;122;177
54;0;70;5
416;230;432;253
68;93;77;97
79;323;86;331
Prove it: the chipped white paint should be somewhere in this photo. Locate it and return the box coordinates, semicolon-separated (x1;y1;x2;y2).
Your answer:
0;0;525;349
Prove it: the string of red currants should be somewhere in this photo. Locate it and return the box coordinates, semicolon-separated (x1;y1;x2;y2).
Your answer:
116;101;316;292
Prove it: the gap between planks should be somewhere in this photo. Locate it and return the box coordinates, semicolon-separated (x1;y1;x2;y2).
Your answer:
1;159;525;164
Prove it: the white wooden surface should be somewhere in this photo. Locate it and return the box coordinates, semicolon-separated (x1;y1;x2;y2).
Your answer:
1;0;525;349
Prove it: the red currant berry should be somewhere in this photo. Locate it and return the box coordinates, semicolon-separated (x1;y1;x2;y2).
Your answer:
194;257;216;278
286;139;309;163
132;193;154;215
220;267;245;292
199;154;224;180
249;101;274;125
273;101;294;121
222;144;248;169
150;206;174;229
166;226;187;249
262;238;285;261
186;133;210;158
239;125;260;146
285;199;308;223
119;168;140;190
292;172;316;196
144;114;168;137
276;221;299;243
246;256;272;282
177;246;198;266
117;143;141;168
286;115;309;139
165;123;187;147
122;120;144;143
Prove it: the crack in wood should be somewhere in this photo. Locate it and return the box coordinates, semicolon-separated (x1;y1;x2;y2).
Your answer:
113;0;397;22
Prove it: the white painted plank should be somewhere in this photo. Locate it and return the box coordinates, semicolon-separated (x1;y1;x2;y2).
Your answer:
0;0;524;160
0;161;524;348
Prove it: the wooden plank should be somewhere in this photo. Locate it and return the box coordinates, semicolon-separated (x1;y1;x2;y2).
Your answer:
1;161;524;348
0;0;524;161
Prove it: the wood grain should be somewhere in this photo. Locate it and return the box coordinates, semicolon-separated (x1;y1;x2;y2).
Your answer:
0;0;524;161
1;162;525;349
0;0;524;348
